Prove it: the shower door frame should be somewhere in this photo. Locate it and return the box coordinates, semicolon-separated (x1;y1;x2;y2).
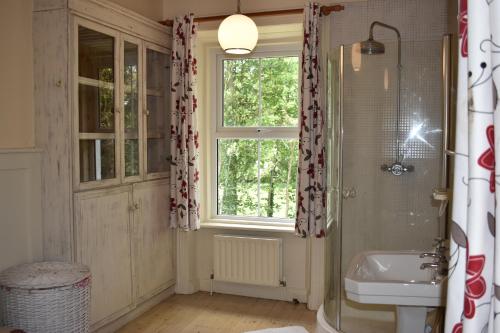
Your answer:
325;44;344;331
325;35;452;332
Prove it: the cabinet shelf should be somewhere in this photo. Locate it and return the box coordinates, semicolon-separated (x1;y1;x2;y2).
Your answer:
79;76;114;90
79;132;116;140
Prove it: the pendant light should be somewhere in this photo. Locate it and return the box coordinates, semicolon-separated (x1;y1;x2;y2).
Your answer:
217;0;258;54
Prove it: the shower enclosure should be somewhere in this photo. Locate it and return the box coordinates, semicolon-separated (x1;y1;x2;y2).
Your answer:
322;35;451;332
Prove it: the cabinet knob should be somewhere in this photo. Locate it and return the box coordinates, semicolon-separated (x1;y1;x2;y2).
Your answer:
130;203;140;211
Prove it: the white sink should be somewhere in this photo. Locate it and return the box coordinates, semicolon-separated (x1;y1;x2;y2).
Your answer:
344;251;447;333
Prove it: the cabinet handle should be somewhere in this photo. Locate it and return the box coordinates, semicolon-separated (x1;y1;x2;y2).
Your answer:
130;203;140;211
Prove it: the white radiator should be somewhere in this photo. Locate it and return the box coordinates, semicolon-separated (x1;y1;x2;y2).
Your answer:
213;235;282;287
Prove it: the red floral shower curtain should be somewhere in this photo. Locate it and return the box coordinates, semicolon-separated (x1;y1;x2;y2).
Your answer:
295;2;326;238
445;0;500;332
169;14;200;231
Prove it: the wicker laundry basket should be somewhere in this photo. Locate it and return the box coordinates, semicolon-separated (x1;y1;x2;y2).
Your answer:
0;262;91;333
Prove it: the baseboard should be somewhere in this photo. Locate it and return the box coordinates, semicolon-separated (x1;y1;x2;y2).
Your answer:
199;278;308;303
94;285;175;333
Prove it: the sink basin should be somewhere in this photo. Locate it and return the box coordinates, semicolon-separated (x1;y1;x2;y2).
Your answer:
345;250;446;306
344;251;447;333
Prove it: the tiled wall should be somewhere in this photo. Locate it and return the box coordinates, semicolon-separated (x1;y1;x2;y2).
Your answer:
325;0;449;331
330;0;448;46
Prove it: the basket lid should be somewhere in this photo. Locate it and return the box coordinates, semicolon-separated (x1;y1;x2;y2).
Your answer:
0;262;90;289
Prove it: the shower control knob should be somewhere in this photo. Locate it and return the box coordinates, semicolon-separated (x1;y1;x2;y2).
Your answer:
391;163;404;176
381;162;414;176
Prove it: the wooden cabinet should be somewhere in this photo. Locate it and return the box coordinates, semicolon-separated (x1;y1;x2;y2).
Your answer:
132;180;174;301
74;18;171;190
74;187;134;325
33;0;174;330
74;181;175;326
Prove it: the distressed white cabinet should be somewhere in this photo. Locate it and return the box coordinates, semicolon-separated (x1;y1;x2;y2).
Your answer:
74;187;134;326
33;0;174;330
132;179;174;301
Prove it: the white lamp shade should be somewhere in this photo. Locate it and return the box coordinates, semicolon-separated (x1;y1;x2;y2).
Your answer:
218;14;258;54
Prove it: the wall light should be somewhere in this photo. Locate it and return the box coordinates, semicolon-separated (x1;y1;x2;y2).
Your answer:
384;68;389;91
218;0;258;54
351;42;361;72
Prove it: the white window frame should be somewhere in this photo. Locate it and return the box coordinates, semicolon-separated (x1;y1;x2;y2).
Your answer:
210;44;302;226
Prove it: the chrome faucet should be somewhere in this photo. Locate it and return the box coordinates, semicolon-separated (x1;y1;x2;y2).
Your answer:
420;238;447;260
419;238;448;276
420;262;439;270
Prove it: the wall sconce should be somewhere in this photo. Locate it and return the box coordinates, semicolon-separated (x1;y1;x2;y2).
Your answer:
384;68;389;91
351;42;361;72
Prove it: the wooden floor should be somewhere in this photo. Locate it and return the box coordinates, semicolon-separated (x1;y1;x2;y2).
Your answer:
117;292;317;333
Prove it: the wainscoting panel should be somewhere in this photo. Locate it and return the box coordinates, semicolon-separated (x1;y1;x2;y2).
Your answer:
0;149;43;271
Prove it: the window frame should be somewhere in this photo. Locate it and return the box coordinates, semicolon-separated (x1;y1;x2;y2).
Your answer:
210;44;302;225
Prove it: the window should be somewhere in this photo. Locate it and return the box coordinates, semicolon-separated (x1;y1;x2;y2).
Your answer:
213;48;300;222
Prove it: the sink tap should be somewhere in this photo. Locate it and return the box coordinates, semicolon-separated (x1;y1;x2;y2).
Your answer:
420;238;448;261
420;261;448;277
420;252;444;259
420;262;439;270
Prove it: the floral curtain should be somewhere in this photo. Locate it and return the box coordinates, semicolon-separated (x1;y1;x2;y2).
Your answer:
445;0;500;332
295;2;326;238
170;14;200;231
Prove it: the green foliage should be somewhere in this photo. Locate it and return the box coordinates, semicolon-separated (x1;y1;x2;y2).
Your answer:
124;45;139;177
218;56;299;219
98;67;114;130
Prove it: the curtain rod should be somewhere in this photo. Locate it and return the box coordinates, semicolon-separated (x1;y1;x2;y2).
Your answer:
159;4;345;27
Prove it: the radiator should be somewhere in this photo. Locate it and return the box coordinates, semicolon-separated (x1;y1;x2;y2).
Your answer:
213;235;282;287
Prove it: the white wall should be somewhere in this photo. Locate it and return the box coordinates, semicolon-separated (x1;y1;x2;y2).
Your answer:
0;0;35;149
0;150;43;271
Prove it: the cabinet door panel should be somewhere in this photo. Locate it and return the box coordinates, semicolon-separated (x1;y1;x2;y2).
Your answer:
74;187;133;325
144;45;170;178
133;180;174;300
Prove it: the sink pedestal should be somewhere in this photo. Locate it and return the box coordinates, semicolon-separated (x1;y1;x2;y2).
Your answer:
397;306;428;333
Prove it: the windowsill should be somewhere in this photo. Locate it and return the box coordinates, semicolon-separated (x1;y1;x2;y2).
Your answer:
201;219;295;233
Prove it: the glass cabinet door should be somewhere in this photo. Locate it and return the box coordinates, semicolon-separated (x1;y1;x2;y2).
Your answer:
145;46;170;177
78;25;118;185
123;39;142;180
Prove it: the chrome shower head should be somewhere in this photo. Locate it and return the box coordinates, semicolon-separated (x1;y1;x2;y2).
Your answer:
360;37;385;55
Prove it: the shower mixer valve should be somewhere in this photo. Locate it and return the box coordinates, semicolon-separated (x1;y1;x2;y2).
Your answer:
380;162;414;176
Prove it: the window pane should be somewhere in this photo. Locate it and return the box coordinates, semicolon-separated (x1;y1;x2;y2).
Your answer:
261;57;299;127
78;84;114;132
259;140;298;218
222;56;299;128
78;27;114;81
223;59;260;126
79;139;115;182
78;26;116;183
217;139;258;216
124;41;139;177
146;48;170;174
125;139;139;177
217;139;298;219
